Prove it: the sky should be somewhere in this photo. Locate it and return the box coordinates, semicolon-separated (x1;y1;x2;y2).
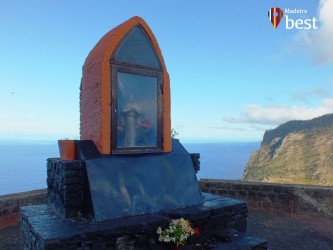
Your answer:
0;0;332;143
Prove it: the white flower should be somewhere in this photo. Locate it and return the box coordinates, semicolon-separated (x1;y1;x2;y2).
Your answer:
157;218;197;245
164;235;171;242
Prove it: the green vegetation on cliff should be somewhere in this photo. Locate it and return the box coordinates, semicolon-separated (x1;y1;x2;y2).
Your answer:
262;113;333;145
242;114;333;186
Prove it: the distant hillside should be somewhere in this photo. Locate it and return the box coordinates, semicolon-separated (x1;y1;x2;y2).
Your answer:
262;113;333;145
242;114;333;186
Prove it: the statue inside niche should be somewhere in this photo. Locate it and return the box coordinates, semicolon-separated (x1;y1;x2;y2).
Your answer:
122;94;141;147
117;75;157;148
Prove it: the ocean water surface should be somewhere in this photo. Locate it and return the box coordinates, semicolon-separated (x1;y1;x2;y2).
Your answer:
183;142;260;180
0;141;259;196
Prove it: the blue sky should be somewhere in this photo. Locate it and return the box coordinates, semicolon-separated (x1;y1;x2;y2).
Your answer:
0;0;332;142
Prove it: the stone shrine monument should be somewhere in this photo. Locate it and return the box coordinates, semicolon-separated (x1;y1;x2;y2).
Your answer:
20;17;267;249
78;16;202;221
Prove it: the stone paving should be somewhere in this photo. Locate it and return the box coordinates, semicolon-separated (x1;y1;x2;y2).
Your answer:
247;211;333;250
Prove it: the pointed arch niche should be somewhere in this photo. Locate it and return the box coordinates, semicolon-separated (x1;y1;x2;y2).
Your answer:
80;17;171;154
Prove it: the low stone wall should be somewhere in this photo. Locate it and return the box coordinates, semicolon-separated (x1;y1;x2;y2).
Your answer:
0;189;47;217
199;179;333;218
2;179;332;228
0;189;46;228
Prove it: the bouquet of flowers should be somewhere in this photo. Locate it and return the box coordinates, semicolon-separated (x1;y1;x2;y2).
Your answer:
157;218;199;247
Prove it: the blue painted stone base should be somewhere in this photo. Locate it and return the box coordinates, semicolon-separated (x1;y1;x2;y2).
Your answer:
20;193;267;249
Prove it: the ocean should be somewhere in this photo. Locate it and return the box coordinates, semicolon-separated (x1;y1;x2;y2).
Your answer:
0;141;260;196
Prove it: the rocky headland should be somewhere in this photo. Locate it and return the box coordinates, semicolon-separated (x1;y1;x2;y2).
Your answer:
242;114;333;186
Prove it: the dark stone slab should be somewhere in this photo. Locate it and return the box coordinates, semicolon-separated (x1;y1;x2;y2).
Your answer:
74;140;101;160
203;194;247;216
161;204;212;221
85;139;202;221
214;230;267;249
20;194;255;249
21;204;169;249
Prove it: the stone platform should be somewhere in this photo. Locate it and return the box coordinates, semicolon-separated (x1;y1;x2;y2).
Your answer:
21;193;267;249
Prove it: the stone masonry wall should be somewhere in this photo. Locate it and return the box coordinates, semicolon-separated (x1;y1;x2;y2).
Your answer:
0;189;46;217
20;194;249;250
199;179;333;218
0;189;46;228
47;158;86;219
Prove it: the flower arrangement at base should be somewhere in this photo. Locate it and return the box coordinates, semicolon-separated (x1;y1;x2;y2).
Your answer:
157;218;199;248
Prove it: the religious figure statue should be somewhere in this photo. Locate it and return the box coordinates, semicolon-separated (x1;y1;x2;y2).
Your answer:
121;95;141;147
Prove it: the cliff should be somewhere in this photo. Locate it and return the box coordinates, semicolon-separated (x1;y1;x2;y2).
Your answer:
242;114;333;186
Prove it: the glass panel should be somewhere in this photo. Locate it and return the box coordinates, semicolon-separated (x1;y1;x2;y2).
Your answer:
117;72;158;148
114;26;160;69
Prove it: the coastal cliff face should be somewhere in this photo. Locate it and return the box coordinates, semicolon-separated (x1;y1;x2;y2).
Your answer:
242;114;333;186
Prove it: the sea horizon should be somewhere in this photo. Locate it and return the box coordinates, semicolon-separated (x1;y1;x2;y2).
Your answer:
0;140;260;196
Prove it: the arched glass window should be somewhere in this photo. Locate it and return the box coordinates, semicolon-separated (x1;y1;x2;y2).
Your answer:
114;26;161;69
111;25;163;154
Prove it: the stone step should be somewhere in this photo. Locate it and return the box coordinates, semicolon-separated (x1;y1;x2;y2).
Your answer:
213;230;267;250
